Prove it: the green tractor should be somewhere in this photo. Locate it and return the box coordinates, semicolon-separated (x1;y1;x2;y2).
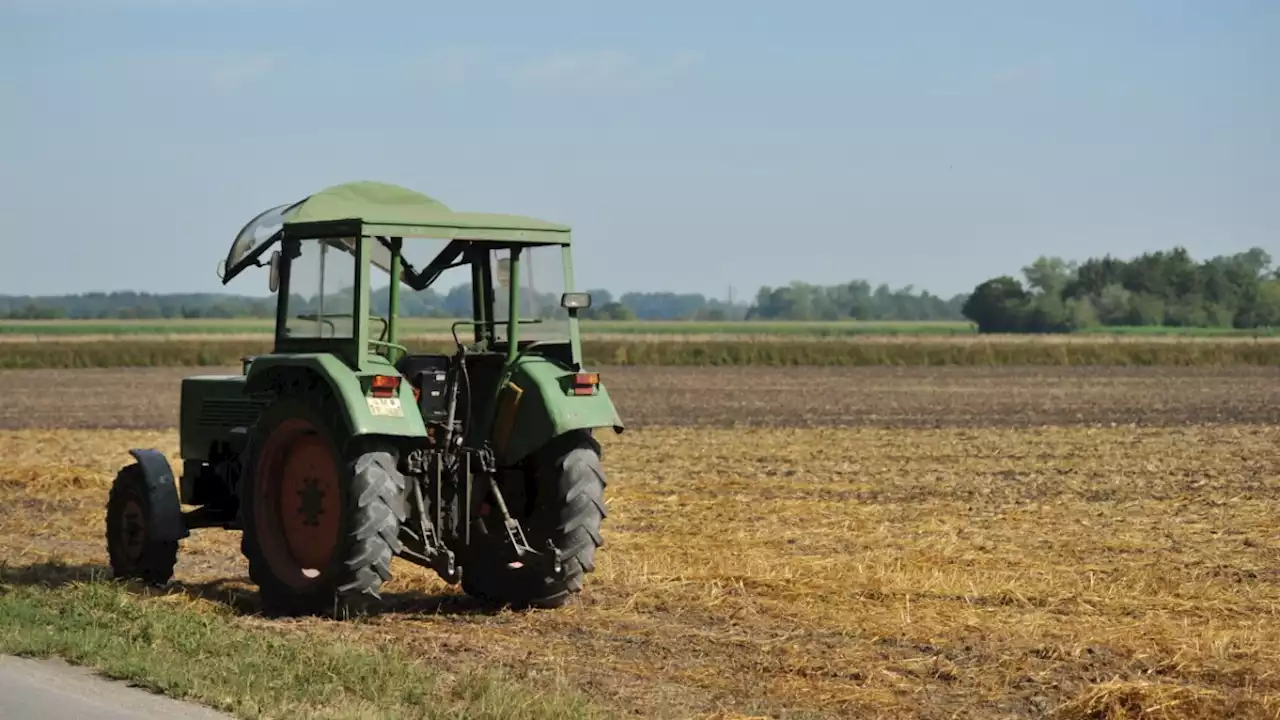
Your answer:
104;181;622;615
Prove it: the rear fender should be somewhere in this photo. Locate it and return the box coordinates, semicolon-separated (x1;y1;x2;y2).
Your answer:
243;354;427;438
127;449;190;542
494;356;624;465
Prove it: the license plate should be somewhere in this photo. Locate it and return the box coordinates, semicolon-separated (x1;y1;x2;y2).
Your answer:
367;396;404;417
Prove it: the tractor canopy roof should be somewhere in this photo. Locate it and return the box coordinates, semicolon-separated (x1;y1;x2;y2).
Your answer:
221;181;570;285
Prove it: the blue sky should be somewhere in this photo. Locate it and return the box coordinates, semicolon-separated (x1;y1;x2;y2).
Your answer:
1;0;1276;300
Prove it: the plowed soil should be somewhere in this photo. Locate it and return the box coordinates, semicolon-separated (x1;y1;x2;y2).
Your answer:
1;366;1277;430
1;366;1278;719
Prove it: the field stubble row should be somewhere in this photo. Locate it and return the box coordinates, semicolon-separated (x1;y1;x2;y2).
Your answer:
1;423;1277;718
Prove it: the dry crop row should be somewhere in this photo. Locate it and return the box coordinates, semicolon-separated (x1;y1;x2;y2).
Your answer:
1;337;1279;369
2;424;1278;719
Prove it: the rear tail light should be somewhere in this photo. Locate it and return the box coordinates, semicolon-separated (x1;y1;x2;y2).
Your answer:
370;375;401;398
571;372;599;396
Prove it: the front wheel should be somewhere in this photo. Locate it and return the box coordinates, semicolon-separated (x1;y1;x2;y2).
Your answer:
462;431;608;609
105;463;179;585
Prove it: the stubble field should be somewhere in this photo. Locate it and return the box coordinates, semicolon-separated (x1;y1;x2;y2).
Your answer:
1;366;1278;719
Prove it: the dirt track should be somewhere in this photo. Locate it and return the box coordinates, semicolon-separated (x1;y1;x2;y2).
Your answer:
0;365;1277;430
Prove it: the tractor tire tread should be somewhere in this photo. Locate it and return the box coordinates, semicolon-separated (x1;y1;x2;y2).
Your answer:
240;390;406;618
462;431;606;609
105;464;179;586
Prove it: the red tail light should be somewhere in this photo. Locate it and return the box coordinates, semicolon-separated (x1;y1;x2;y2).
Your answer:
370;375;400;398
571;372;599;396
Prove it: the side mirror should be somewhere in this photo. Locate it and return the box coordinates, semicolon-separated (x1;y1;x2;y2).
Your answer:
560;292;592;309
268;250;281;293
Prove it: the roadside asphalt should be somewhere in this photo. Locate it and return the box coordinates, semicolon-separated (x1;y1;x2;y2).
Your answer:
0;655;232;720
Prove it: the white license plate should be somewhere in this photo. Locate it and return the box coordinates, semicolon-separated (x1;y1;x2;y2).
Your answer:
366;396;404;417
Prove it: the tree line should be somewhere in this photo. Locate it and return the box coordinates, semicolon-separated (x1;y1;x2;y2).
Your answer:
8;247;1275;330
746;281;965;321
0;281;970;323
962;247;1280;332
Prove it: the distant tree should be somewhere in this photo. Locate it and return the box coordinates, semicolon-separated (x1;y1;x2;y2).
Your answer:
1236;280;1280;328
584;288;613;306
1092;284;1131;325
1022;256;1076;295
442;284;473;317
1127;294;1165;326
1165;295;1211;328
962;276;1030;333
968;245;1278;333
1065;296;1100;330
598;302;636;320
746;280;965;322
1024;292;1070;332
619;291;708;320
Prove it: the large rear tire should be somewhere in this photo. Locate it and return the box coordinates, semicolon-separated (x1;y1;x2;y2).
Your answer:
239;394;407;617
462;431;607;609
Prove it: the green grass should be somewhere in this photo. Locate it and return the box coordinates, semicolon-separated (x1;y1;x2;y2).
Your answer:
1071;324;1280;337
0;565;606;720
578;319;977;336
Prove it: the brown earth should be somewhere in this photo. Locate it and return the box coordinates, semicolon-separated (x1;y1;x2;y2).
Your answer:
1;366;1278;719
1;365;1278;430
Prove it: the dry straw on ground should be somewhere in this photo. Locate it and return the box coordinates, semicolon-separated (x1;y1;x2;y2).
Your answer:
2;419;1278;719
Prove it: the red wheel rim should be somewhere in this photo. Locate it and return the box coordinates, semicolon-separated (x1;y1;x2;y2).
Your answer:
254;418;342;588
278;434;341;573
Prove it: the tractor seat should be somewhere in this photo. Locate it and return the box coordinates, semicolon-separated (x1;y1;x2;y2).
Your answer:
395;353;451;384
394;352;506;387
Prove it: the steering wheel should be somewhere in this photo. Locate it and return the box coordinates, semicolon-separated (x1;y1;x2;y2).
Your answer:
292;313;337;337
291;313;390;340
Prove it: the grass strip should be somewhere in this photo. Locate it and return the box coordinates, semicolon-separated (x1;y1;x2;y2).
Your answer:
0;338;1278;369
0;568;605;720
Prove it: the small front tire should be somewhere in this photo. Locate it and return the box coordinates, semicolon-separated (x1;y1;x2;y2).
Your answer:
105;463;179;586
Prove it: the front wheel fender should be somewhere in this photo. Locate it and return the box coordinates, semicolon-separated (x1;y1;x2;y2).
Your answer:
125;449;189;542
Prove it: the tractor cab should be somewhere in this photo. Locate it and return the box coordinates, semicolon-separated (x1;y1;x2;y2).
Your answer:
223;186;579;357
218;181;616;449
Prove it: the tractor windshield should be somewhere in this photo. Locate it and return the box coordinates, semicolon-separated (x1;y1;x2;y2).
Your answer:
491;245;569;343
281;238;363;339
